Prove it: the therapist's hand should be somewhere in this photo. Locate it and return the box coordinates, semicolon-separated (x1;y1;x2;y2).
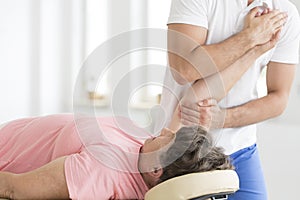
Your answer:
244;7;287;46
179;98;226;131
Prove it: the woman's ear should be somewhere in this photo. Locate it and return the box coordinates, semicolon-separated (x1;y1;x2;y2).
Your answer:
150;168;163;179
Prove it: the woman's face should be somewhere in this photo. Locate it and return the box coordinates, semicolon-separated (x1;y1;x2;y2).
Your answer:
141;128;175;154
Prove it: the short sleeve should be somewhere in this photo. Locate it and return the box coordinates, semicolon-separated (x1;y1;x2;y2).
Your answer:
64;151;117;199
167;0;209;28
270;3;300;64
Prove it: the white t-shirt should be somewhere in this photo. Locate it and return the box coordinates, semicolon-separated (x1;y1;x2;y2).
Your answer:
159;0;300;154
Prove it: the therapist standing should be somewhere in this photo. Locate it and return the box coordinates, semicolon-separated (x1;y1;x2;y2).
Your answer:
158;0;300;199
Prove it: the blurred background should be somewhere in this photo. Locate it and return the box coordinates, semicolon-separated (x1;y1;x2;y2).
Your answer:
0;0;299;199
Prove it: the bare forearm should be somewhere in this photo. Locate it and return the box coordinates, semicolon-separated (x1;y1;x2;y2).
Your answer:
169;29;255;83
224;92;288;128
168;105;182;132
191;28;282;102
168;46;265;132
225;61;296;128
191;47;259;102
0;172;14;199
0;157;69;200
168;9;287;84
202;29;255;71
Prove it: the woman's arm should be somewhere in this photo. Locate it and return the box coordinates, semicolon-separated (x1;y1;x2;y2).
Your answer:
0;157;69;199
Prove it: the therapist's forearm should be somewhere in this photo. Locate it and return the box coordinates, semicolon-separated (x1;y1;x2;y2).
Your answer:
224;92;288;128
168;44;273;132
168;9;287;84
168;45;262;132
191;45;259;102
201;29;256;71
168;29;256;83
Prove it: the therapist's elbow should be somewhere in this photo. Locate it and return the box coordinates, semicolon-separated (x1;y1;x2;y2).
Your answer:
275;101;288;117
170;66;196;85
169;55;202;85
270;92;290;117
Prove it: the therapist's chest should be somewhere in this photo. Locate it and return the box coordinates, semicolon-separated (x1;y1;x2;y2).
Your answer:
205;0;275;45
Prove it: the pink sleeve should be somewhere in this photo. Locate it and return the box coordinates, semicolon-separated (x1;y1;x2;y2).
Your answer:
64;151;117;200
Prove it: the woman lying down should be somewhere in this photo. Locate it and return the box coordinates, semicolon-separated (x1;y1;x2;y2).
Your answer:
0;44;279;200
0;112;232;199
0;37;275;200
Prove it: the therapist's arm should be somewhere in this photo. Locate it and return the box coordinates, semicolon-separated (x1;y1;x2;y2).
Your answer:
224;62;296;128
0;157;69;199
167;34;280;131
168;8;288;84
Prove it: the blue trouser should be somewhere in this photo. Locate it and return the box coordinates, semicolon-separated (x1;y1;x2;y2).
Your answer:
228;144;268;200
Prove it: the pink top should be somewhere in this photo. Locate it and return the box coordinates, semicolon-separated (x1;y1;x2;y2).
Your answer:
0;114;149;199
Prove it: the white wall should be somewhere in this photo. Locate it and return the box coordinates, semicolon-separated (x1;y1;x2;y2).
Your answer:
0;0;32;122
291;0;300;8
257;1;300;199
0;0;85;123
258;123;300;199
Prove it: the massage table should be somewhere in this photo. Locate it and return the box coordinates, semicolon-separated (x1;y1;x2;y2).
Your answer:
145;170;239;200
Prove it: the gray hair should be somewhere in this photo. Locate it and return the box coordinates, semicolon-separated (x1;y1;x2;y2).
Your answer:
159;126;233;183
